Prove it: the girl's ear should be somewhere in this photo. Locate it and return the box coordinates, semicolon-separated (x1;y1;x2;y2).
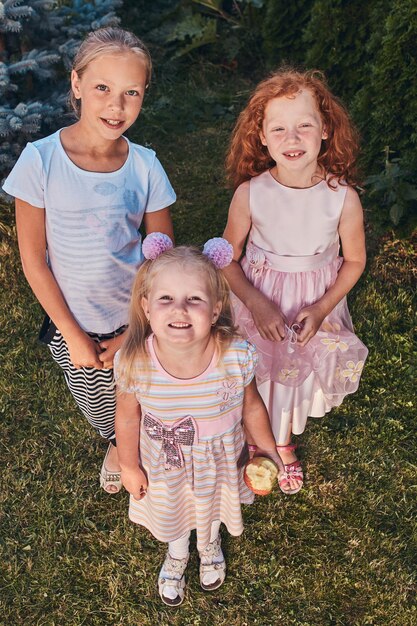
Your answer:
141;296;150;320
212;301;222;324
71;70;81;99
259;130;267;147
322;126;328;140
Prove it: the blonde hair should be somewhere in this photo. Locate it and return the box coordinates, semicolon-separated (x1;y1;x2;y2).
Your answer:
117;246;239;390
69;27;152;118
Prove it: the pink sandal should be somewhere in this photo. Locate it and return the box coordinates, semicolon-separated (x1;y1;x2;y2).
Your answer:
276;444;304;495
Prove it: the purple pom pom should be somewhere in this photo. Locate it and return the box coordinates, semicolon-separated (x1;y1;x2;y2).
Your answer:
203;237;233;269
142;232;174;260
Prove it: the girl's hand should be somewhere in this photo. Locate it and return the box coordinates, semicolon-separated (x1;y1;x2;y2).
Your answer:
98;331;127;369
254;448;285;475
121;466;148;500
249;295;287;341
66;332;103;369
295;303;327;346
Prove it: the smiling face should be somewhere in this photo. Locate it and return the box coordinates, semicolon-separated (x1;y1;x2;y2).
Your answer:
260;89;327;187
141;263;222;350
71;51;148;141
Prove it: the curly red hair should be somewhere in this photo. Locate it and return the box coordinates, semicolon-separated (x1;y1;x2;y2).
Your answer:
226;68;360;190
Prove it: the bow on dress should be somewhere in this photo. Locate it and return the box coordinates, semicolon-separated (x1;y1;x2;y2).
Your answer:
143;413;198;470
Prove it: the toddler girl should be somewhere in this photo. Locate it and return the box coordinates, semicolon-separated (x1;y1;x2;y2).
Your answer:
223;69;368;494
3;28;175;493
114;233;283;606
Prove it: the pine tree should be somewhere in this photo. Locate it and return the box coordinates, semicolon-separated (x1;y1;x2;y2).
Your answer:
0;0;123;187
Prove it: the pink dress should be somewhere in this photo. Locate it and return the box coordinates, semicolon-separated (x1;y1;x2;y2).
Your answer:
232;171;368;442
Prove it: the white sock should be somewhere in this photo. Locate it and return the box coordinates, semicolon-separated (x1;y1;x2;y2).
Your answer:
168;532;190;560
200;521;224;586
209;519;221;543
159;533;190;600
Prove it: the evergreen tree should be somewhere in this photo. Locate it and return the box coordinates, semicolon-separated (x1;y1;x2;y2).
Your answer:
0;0;122;188
303;0;373;104
261;0;314;68
352;0;417;173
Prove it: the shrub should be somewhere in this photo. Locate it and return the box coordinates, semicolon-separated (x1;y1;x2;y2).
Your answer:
303;0;373;103
353;0;417;175
261;0;314;68
131;0;266;68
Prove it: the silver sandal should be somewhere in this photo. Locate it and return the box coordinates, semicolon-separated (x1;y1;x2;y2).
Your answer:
158;552;188;606
199;535;226;591
99;443;122;494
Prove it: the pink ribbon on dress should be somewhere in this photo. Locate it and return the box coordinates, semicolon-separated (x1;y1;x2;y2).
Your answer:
143;413;198;470
246;240;269;275
285;323;302;353
246;239;339;273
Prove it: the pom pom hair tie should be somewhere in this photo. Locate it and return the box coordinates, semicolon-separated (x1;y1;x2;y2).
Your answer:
202;237;233;269
142;233;233;269
142;232;174;259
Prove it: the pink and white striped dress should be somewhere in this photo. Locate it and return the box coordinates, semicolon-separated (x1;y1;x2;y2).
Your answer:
115;336;255;551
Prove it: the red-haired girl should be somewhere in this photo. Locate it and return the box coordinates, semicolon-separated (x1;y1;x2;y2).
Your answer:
223;69;368;494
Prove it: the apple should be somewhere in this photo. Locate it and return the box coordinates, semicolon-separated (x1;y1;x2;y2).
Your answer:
244;456;278;496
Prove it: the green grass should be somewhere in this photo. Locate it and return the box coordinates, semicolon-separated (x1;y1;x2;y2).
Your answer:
1;64;416;626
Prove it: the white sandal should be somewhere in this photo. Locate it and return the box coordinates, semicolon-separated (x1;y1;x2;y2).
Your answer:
199;535;226;591
99;443;122;494
158;553;188;606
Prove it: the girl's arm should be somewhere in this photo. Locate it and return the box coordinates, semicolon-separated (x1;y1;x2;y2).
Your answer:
15;198;103;368
242;379;284;473
115;390;147;499
223;183;286;341
143;206;174;241
96;206;174;367
296;187;366;346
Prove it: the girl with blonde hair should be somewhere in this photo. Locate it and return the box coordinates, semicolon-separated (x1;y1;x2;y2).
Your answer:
3;27;175;493
115;233;283;606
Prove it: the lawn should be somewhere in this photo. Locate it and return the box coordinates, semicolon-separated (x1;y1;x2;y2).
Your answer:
0;63;416;626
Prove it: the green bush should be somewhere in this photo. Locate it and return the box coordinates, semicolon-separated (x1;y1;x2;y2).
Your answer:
365;149;417;227
262;0;314;68
353;0;417;176
303;0;374;103
125;0;266;67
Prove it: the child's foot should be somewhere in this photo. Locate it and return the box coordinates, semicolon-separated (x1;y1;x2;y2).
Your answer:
276;444;304;495
158;552;188;606
199;535;226;591
99;442;122;494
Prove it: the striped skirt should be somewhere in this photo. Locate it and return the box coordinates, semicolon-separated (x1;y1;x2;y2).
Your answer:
129;420;254;552
40;316;125;441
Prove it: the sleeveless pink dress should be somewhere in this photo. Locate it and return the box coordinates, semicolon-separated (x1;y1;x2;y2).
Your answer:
232;170;368;442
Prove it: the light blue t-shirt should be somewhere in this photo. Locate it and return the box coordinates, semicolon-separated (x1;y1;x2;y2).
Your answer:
3;130;176;333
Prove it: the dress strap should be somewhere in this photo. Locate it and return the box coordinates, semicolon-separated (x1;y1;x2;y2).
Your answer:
246;241;339;273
